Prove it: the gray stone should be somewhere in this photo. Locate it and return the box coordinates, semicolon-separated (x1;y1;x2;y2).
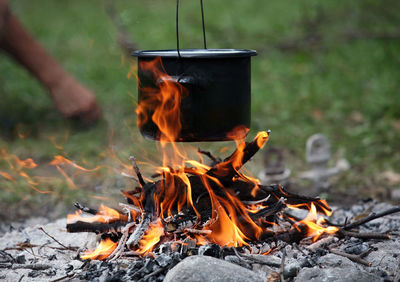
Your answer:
295;267;383;282
164;255;265;282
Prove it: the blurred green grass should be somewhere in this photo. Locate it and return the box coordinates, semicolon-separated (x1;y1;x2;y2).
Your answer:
0;0;399;216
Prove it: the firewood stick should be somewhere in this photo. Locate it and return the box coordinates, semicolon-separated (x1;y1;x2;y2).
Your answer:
260;184;331;214
250;197;286;220
329;249;371;266
206;131;270;183
66;221;125;234
126;214;151;247
344;206;400;230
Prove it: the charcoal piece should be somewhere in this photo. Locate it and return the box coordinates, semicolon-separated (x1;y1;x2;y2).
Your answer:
343;242;369;255
15;254;26;264
159;242;172;254
47;254;57;261
137;258;154;275
156;253;172;267
164;255;266;282
128;259;144;272
107;269;126;281
198;244;222;258
28;270;41;278
44;269;57;277
129;271;142;280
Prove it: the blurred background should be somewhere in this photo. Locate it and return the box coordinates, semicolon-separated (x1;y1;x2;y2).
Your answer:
1;0;399;221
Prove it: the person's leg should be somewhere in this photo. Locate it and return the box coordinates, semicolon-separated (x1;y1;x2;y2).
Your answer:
0;0;100;123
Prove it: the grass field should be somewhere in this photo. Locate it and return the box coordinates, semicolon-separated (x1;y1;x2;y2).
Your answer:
1;0;399;219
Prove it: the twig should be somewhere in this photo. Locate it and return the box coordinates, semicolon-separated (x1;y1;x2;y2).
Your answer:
197;149;221;164
344;206;400;230
280;248;286;282
329;249;371;266
338;229;391;240
0;250;15;263
74;202;98;215
127;215;151;247
39;227;76;250
250;197;286;220
242;195;270;205
108;222;136;261
119;203;142;213
129;156;146;187
293;243;321;267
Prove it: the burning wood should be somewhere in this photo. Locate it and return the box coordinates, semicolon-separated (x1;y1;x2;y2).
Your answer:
66;131;339;260
64;57;397;264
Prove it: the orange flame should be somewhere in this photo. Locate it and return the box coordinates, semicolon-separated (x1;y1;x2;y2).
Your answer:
66;57;338;260
67;204;128;224
136;219;164;255
298;203;339;241
81;238;118;260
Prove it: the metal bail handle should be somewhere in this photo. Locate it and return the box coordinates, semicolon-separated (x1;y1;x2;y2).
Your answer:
176;0;207;58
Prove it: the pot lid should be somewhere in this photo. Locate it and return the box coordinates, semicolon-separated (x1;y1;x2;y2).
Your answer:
131;49;257;59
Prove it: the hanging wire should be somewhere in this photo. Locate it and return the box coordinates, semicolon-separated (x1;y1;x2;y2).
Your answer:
200;0;207;49
176;0;181;58
176;0;207;58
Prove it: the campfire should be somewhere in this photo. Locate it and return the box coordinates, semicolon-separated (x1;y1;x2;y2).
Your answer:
2;46;400;282
65;58;381;262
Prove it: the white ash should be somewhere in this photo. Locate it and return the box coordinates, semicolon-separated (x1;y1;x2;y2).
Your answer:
0;200;399;281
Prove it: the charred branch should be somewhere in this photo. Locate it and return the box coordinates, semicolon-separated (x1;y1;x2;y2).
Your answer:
207;131;269;184
130;156;146;187
74;202;98;215
197;149;221;165
66;221;126;234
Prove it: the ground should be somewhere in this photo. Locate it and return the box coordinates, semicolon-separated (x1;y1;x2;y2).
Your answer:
0;0;399;221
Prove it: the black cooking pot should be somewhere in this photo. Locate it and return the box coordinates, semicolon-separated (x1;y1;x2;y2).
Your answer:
132;48;257;141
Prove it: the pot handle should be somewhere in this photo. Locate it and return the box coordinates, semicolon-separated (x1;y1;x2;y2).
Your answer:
156;75;198;88
176;0;207;58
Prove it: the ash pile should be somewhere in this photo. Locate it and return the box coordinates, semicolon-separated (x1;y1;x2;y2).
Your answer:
0;200;399;282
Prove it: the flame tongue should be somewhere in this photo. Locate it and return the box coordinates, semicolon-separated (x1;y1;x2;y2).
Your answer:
81;238;117;260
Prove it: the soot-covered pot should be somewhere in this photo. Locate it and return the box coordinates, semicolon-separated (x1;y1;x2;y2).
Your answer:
132;48;257;142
